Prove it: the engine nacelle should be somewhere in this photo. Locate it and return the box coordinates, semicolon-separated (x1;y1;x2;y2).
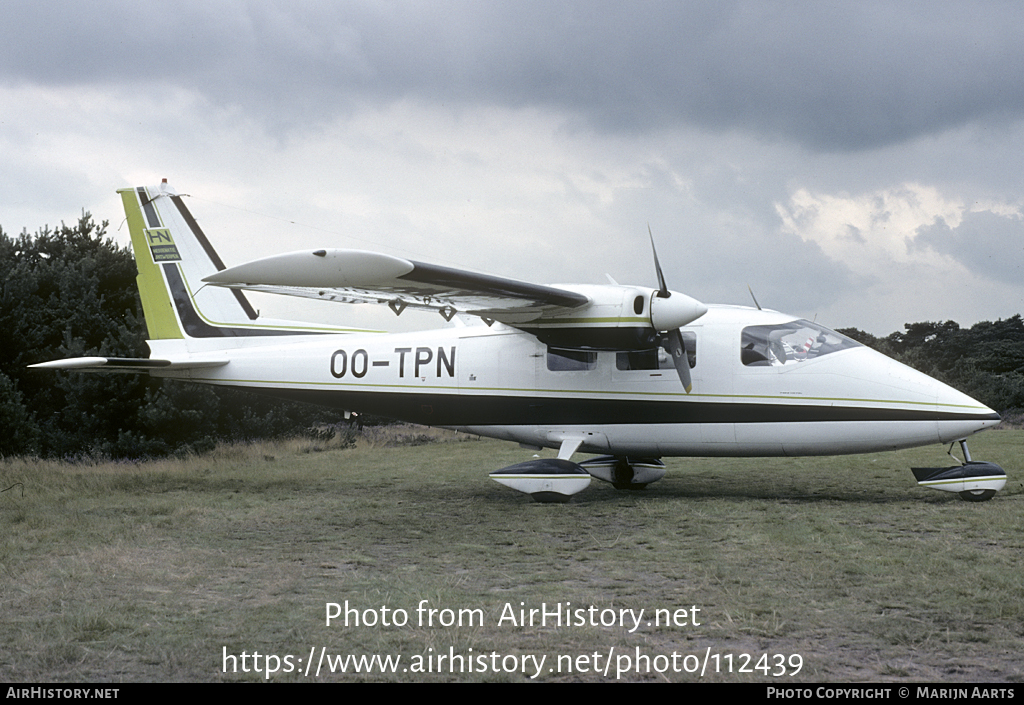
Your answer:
518;284;706;351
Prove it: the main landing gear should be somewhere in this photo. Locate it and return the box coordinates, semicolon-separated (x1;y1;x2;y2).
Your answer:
488;458;591;503
489;455;668;502
911;439;1006;501
578;456;667;490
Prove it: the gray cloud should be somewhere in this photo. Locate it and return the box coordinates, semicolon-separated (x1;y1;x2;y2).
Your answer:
5;1;1024;150
2;1;1022;335
915;210;1024;285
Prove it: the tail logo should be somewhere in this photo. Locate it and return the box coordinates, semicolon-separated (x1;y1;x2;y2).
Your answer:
144;229;182;262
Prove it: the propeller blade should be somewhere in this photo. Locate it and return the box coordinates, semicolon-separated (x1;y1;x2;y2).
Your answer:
648;225;669;297
664;329;693;393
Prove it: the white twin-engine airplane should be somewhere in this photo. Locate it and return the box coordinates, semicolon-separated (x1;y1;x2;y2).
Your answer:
33;181;1007;502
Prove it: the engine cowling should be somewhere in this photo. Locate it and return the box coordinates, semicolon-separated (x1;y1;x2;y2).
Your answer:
516;284;706;351
650;290;707;332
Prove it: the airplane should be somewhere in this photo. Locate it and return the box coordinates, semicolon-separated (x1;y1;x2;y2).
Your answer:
31;180;1007;503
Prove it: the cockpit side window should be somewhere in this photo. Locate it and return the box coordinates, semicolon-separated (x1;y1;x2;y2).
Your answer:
741;321;860;366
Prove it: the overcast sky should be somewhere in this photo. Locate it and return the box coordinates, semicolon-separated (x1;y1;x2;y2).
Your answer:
2;1;1024;334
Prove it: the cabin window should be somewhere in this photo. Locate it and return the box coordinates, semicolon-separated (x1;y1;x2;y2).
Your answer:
616;332;696;371
546;347;598;371
741;320;860;366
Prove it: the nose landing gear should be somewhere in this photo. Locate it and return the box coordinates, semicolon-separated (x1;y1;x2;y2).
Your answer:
911;439;1006;501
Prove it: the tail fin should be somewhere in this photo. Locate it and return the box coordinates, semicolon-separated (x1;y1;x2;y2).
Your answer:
120;181;321;339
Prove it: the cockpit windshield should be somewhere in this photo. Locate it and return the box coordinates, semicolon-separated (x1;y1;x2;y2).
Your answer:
740;320;861;366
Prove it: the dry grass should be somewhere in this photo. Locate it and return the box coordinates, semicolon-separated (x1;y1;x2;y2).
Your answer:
1;427;1022;682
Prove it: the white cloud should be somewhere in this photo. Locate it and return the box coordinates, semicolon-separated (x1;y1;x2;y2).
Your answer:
776;183;966;274
774;184;1024;332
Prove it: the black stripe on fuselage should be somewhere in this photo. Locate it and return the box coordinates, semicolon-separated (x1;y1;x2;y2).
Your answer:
216;387;1000;427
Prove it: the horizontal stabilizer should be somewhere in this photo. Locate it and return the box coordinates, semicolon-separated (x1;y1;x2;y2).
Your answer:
29;357;229;372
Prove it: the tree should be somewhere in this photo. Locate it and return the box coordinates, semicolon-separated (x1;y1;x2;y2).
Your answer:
0;215;152;457
2;215;347;459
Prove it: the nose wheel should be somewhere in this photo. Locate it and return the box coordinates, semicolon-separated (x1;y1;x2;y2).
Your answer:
959;488;997;502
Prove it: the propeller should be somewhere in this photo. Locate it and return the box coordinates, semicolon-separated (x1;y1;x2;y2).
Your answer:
663;328;693;393
647;227;706;393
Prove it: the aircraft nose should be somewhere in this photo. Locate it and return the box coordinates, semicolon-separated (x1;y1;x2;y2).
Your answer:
850;348;1001;442
926;370;997;414
910;362;1001;439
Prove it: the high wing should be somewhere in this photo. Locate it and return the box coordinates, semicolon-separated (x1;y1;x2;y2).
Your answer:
202;249;590;324
201;243;709;382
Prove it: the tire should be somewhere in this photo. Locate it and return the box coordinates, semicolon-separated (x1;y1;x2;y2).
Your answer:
958;489;996;502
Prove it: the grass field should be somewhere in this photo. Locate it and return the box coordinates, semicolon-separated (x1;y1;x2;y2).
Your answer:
2;426;1022;682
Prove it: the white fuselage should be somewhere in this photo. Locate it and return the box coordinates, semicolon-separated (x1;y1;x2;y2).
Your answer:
152;306;999;458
